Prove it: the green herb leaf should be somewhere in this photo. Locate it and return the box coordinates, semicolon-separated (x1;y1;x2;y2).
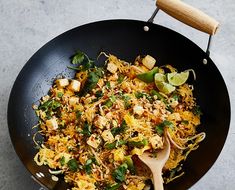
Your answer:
135;92;152;102
111;120;127;136
95;90;104;99
106;81;111;89
105;140;127;150
171;93;179;101
79;68;104;96
104;183;121;190
76;111;82;119
122;95;131;109
60;156;65;166
112;163;128;182
51;101;61;110
67;159;78;172
72;51;85;64
192;105;202;116
82;122;92;137
104;95;116;108
104;99;113;108
38;99;61;112
117;74;125;84
84;159;93;174
155;120;174;135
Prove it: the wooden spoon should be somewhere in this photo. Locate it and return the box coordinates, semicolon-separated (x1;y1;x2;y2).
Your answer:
138;137;170;190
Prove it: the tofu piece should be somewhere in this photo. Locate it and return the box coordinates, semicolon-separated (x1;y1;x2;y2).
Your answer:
87;134;101;149
142;55;156;70
69;96;79;106
68;80;81;92
107;62;118;74
56;79;69;88
93;116;108;129
133;105;144;116
46;118;58;130
101;130;114;142
149;135;163;149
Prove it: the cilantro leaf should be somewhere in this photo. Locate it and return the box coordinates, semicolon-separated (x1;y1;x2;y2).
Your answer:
84;159;93;174
192;105;202;116
79;68;104;96
82;122;92;137
155;120;174;135
112;163;128;182
111;120;127;136
72;51;85;64
67;159;78;172
104;183;121;190
60;156;65;166
117;74;125;84
105;140;126;150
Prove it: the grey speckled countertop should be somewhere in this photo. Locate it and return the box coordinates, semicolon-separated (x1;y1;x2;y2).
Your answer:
0;0;234;190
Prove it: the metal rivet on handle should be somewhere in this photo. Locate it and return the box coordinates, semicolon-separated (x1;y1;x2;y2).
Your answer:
143;26;149;32
203;58;208;65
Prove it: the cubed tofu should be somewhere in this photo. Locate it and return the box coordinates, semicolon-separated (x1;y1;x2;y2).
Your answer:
56;79;69;88
133;105;144;116
107;62;118;74
93;116;108;129
101;130;114;142
149;135;163;149
46;118;58;130
87;134;101;149
69;96;79;106
68;80;81;92
142;55;156;70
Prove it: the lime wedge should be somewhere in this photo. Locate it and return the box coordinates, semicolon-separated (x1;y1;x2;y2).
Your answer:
167;71;189;86
154;73;166;83
137;67;159;83
155;82;176;94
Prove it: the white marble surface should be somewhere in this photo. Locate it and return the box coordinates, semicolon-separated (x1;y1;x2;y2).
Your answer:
0;0;234;189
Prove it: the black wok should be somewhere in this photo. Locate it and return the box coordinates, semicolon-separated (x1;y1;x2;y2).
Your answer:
7;0;230;190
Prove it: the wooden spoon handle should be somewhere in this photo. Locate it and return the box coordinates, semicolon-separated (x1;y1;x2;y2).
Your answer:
152;170;164;190
156;0;219;35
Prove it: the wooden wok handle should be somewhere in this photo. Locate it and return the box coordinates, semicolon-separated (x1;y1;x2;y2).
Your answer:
156;0;219;35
